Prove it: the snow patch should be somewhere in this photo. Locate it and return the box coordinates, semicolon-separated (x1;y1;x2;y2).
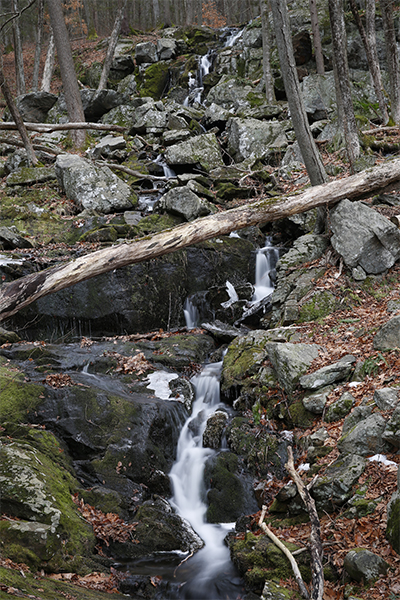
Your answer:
368;454;398;467
146;371;179;400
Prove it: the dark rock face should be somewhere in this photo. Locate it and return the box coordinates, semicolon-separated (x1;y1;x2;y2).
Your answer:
16;92;58;122
292;31;312;65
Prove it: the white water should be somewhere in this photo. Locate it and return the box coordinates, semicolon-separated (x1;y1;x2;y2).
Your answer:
183;296;199;329
220;280;239;309
169;361;238;597
154;153;176;179
224;27;245;47
183;50;214;106
252;237;280;303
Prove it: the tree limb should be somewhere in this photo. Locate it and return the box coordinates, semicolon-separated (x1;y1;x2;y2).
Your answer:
2;158;400;321
0;122;127;133
258;505;310;599
0;136;63;155
285;447;324;600
98;161;169;181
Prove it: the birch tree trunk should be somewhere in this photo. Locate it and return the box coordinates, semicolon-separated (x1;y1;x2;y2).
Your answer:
349;0;389;125
260;0;275;103
96;0;128;93
47;0;86;148
309;0;324;75
2;157;400;322
328;0;360;169
0;57;37;165
40;33;55;92
12;0;25;96
380;0;400;124
270;0;327;187
32;0;44;92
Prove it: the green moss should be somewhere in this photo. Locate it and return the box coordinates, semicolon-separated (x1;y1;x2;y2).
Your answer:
282;400;315;428
204;453;244;523
299;290;337;323
0;357;45;426
227;417;279;475
137;61;170;99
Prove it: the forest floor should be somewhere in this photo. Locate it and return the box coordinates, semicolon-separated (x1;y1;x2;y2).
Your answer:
1;35;400;600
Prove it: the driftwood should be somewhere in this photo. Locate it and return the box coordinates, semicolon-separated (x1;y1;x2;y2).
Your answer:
285;446;324;600
258;505;310;599
0;122;127;133
2;158;400;321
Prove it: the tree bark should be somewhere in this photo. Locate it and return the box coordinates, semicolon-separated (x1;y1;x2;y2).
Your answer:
349;0;389;125
270;0;327;187
47;0;86;148
32;0;44;92
380;0;400;124
0;121;126;133
0;58;38;166
96;0;128;93
40;32;55;93
286;447;324;600
328;0;360;170
2;158;400;321
12;0;25;96
309;0;324;75
260;0;275;103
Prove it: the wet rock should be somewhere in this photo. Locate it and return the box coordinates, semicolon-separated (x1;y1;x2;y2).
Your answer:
374;387;399;411
201;320;250;343
343;548;388;583
160;186;215;220
0;226;33;249
203;410;229;449
330;199;400;274
266;342;320;395
325;391;355;422
374;315;400;351
338;413;387;456
226;117;288;163
55;153;134;213
165;132;224;172
16;91;58;122
135;41;158;64
299;356;355;390
109;496;203;559
312;454;366;511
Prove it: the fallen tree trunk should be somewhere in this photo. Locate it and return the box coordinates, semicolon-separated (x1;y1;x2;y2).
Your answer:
0;122;127;133
2;158;400;322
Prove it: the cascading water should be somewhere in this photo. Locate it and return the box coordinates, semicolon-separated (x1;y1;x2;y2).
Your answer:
224;27;245;47
252;237;281;303
168;360;244;599
183;297;199;329
183;49;215;106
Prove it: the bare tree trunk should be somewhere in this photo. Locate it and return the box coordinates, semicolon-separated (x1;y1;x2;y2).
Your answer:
380;0;400;124
349;0;389;125
82;0;96;38
328;0;360;170
47;0;86;148
309;0;324;75
270;0;327;187
260;0;275;103
40;32;55;92
12;0;25;95
0;57;37;165
32;0;44;92
2;157;400;322
96;0;128;93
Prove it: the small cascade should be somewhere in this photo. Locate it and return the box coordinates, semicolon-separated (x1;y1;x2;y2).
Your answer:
183;49;215;106
224;27;245;47
169;361;242;599
252;237;281;303
154;154;176;179
183;296;199;329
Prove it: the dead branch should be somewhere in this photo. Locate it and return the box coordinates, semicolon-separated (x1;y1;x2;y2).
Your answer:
97;161;168;181
285;447;324;600
0;122;127;133
0;136;63;155
258;506;310;599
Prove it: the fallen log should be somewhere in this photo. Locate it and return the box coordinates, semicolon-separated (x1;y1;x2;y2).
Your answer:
0;122;127;133
0;136;63;155
1;158;400;321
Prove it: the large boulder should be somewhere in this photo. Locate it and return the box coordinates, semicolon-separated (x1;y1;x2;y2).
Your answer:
55;153;134;213
135;41;158;64
265;342;320;395
312;454;366;511
374;315;400;351
299;356;355;390
338;413;388;456
16;91;58;122
226;117;288;162
160;186;215;221
330;199;400;275
165;133;224;172
206;76;255;110
343;548;388;583
128;100;168;134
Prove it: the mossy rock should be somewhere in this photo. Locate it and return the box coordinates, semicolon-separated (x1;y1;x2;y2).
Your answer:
281;400;315;428
215;181;254;201
136;61;170;100
0;440;96;573
387;492;400;553
0;357;46;426
204;452;244;523
0;566;123;600
298;289;338;322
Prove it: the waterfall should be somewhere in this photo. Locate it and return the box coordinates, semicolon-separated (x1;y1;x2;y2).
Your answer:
168;361;242;599
154;154;176;179
252;237;281;303
224;27;245;47
183;297;199;329
183;49;215;106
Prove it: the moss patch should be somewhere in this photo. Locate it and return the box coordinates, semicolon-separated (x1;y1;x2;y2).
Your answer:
137;61;170;99
0;357;45;426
